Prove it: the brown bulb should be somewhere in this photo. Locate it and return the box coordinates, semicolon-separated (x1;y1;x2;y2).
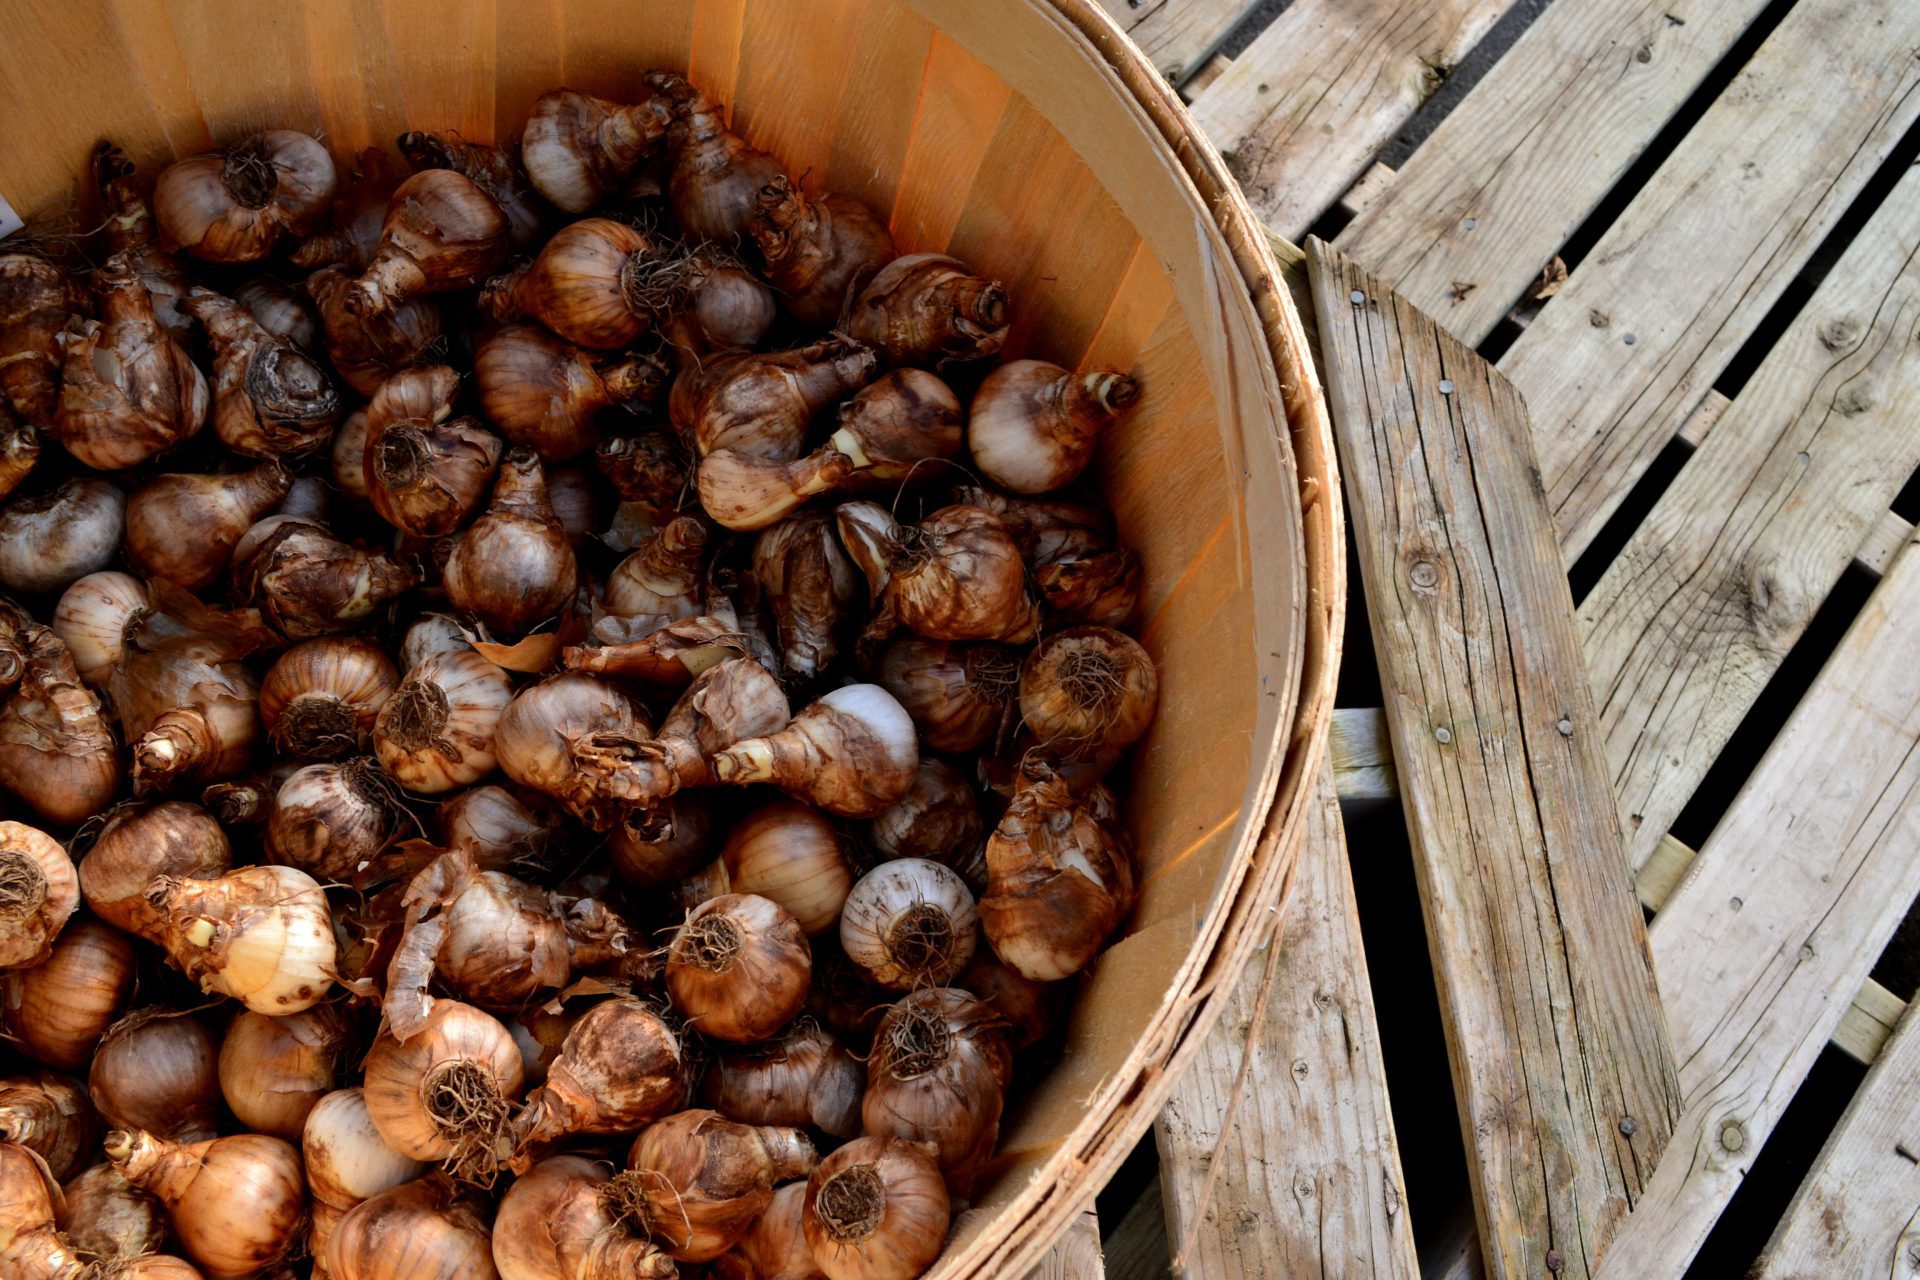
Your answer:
860;988;1009;1199
521;86;675;213
0;626;121;825
969;359;1137;494
398;130;547;250
309;264;445;398
0;252;89;427
444;448;578;636
481;217;674;350
93;142;194;340
53;254;208;469
232;514;420;641
843;253;1007;367
126;462;291;590
749;175;897;328
667;893;812;1044
2;919;136;1069
671;335;876;460
346;169;509;321
363;365;504;538
232;274;320;349
475;323;662;461
78;801;231;939
647;71;786;245
181;286;340;459
155;130;337;262
89;1010;222;1144
259;636;399;761
837;502;1040;646
0;477;124;596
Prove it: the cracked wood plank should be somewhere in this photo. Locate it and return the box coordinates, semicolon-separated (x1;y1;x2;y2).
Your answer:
1155;763;1418;1279
1577;160;1920;876
1306;239;1680;1280
1598;532;1920;1277
1096;0;1264;86
1750;997;1920;1279
1189;0;1522;241
1497;0;1920;564
1024;1208;1104;1280
1334;0;1772;345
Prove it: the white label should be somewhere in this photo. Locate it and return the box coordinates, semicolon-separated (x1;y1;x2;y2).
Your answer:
0;192;21;241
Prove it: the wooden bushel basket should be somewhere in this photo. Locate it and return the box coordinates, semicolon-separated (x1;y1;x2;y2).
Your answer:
0;1;1342;1272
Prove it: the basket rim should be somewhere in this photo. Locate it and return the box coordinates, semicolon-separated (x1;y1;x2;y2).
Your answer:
928;1;1347;1275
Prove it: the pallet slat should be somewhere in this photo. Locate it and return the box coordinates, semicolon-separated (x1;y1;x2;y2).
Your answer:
1024;1208;1105;1280
1306;240;1680;1280
1751;999;1920;1278
1498;0;1920;564
1155;764;1418;1278
1598;533;1920;1278
1578;160;1920;875
1097;0;1263;85
1190;0;1521;241
1334;0;1773;344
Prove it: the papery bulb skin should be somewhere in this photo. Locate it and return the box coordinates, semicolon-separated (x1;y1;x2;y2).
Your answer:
666;893;812;1044
719;800;853;937
748;176;897;328
265;758;407;885
374;648;513;794
302;1087;425;1214
58;1161;167;1261
361;1001;524;1181
563;615;756;690
0;253;88;428
260;636;399;761
444;449;579;636
842;253;1008;367
610;1107;817;1262
873;636;1018;755
231;515;421;642
155;131;337;262
232;275;320;349
493;1153;678;1280
823;369;965;493
0;1073;95;1181
802;1137;949;1280
755;510;860;681
506;997;690;1167
475;324;662;461
839;859;977;991
1;920;136;1070
363;365;504;538
969;359;1137;494
0;1140;89;1280
0;407;39;505
837;501;1040;647
181;286;341;459
309;264;444;398
481;218;672;351
398;130;548;251
0;822;79;970
218;1005;351;1140
323;1177;498;1280
704;1019;864;1141
859;987;1009;1200
1017;625;1158;760
51;571;147;688
494;672;652;829
647;71;786;245
520;86;675;214
88;1009;222;1144
148;865;337;1014
672;336;876;461
290;148;398;272
347;169;509;320
0;627;121;825
105;1128;308;1280
126;462;291;590
710;683;919;819
0;478;125;596
94;142;193;340
604;515;709;624
981;756;1136;981
697;447;855;533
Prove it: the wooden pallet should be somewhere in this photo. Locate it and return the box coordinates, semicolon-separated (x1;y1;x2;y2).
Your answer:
1029;0;1920;1276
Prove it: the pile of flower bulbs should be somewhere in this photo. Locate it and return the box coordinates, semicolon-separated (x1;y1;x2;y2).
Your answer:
0;69;1160;1280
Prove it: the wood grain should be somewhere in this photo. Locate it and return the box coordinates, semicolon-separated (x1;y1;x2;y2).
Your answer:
1024;1208;1105;1280
1155;765;1417;1278
1499;0;1920;563
1598;533;1920;1277
1306;239;1680;1280
1096;0;1262;84
1578;161;1920;876
1334;0;1772;344
1329;706;1397;803
1751;1000;1920;1279
1189;0;1521;240
1104;1178;1170;1280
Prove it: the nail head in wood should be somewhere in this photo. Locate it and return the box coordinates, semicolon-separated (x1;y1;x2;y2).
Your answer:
1719;1121;1745;1152
1557;718;1574;736
1619;1116;1638;1137
1350;289;1367;306
1433;726;1453;744
1409;560;1440;590
1438;378;1455;395
1623;332;1638;345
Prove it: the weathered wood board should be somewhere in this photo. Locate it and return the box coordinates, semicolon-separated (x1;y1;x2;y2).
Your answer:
1578;160;1920;874
1497;0;1920;562
1307;238;1680;1280
1155;765;1417;1278
1024;1208;1105;1280
1096;0;1263;85
1190;0;1521;240
1598;532;1920;1277
1335;0;1773;344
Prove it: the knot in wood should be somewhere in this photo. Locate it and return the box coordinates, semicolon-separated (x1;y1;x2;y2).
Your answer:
1290;1059;1310;1083
1408;559;1440;591
1719;1119;1746;1152
1817;315;1861;352
1545;1249;1565;1273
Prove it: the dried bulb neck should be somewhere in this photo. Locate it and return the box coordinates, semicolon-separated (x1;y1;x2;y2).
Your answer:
600;356;666;403
1076;371;1139;418
374;424;432;490
0;847;48;922
490;451;555;518
759;1127;816;1181
710;738;776;784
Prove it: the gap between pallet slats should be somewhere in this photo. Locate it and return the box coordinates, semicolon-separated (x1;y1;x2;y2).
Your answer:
1578;159;1920;876
1498;0;1920;564
1598;532;1920;1277
1333;0;1773;345
1307;238;1679;1280
1154;764;1418;1278
1189;0;1522;241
